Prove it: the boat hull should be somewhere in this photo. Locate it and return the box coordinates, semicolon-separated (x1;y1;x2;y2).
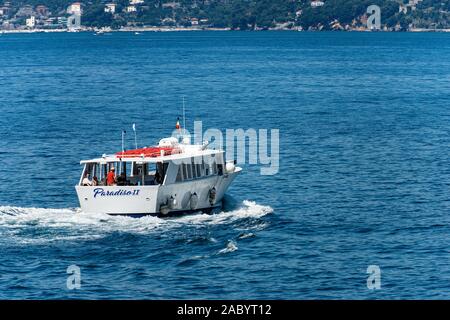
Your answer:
75;168;240;217
103;203;222;218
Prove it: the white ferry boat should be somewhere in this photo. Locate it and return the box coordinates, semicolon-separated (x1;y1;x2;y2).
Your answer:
75;132;241;217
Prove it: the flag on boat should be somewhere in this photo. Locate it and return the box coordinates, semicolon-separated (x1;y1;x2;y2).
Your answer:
176;118;180;130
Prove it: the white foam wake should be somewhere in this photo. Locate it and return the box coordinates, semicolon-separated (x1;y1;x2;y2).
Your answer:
0;200;273;244
172;200;273;225
218;240;238;254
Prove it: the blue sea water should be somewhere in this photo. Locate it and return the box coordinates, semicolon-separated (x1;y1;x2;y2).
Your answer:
0;31;450;299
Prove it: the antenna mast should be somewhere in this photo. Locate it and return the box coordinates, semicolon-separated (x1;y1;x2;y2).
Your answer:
182;96;186;135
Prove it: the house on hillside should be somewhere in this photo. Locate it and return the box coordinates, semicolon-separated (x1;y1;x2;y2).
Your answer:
67;2;82;15
105;3;116;14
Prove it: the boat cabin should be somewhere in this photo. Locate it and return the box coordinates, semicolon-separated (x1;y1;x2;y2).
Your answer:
78;148;225;187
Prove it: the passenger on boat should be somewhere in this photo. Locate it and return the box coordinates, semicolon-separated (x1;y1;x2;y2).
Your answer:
92;176;99;186
116;172;126;186
155;170;162;184
82;172;92;186
107;167;116;186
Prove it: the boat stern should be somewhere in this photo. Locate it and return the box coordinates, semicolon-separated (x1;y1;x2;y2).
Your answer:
75;185;160;215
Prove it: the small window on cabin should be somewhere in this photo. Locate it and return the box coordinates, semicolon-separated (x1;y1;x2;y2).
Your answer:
176;166;183;182
148;163;156;175
130;162;135;177
196;164;201;177
212;162;218;175
160;163;169;183
85;163;93;176
205;163;210;176
91;163;98;178
99;164;107;185
182;164;188;180
187;164;192;180
119;161;129;177
201;162;205;176
191;158;197;178
132;162;138;176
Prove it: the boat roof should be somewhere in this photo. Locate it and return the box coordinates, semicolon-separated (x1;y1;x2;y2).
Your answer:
80;145;223;164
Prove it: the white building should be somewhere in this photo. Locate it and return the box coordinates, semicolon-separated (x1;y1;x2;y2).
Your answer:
311;1;325;7
26;16;35;28
105;3;116;14
0;5;11;17
126;6;137;13
399;0;424;14
161;17;176;25
399;4;408;14
67;2;82;15
130;0;144;4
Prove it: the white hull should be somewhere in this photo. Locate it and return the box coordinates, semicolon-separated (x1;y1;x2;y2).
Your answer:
76;168;241;216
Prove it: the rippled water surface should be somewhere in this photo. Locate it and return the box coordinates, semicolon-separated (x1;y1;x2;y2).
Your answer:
0;32;450;299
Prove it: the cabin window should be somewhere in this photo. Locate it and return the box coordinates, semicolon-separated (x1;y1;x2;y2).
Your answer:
80;163;104;186
86;163;94;176
195;164;200;177
131;163;146;186
176;166;183;182
101;164;107;182
182;164;188;180
120;161;128;176
156;162;168;184
147;163;158;184
147;163;156;175
191;158;197;178
186;163;192;180
93;163;104;182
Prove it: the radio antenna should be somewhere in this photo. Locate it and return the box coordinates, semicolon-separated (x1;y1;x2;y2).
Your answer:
182;96;186;135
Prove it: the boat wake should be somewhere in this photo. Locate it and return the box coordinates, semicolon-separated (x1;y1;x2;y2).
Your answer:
0;200;273;245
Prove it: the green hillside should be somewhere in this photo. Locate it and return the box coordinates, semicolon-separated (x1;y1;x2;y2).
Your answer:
1;0;449;30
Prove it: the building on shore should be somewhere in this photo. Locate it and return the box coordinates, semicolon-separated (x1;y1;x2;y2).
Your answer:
126;5;137;13
26;16;35;28
105;3;116;14
0;2;11;17
311;1;325;7
16;5;34;18
67;2;82;16
35;5;49;18
57;16;68;25
2;20;13;29
161;17;176;25
399;0;424;14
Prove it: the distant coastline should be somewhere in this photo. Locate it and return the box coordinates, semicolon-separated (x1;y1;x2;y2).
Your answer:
2;26;450;34
1;1;449;36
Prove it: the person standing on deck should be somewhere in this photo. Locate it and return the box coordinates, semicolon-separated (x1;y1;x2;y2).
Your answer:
107;167;116;186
